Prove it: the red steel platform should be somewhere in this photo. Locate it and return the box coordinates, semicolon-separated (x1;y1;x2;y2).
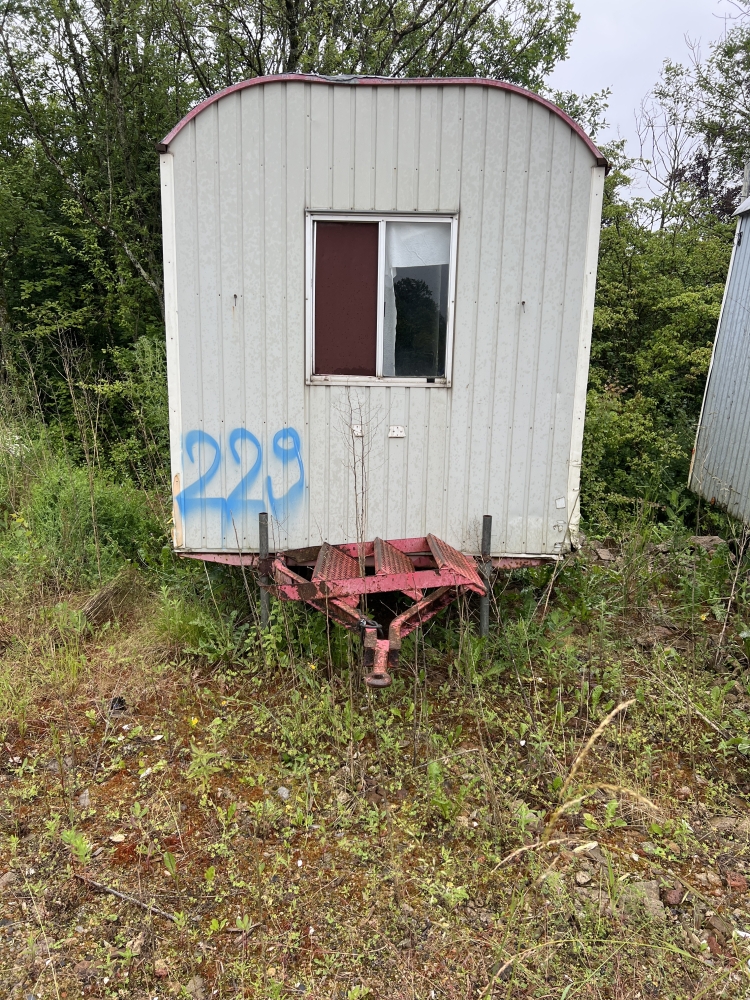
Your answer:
182;533;547;688
268;535;485;688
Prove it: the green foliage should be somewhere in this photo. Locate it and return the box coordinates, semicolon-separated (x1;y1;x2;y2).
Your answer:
186;743;222;794
163;851;178;879
184;609;251;668
153;589;208;650
427;760;467;823
0;438;164;589
696;18;750;178
550;86;610;139
164;0;579;89
61;828;92;866
581;144;734;527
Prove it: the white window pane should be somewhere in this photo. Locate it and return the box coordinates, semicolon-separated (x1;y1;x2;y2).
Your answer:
386;221;451;268
384;222;451;377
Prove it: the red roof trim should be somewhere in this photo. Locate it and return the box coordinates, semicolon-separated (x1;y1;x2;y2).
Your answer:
157;74;608;169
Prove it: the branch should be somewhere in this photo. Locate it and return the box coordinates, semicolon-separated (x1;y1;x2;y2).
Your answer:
74;874;180;922
0;26;164;312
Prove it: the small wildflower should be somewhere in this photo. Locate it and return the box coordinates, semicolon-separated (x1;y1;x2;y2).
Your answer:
309;663;316;671
190;717;199;727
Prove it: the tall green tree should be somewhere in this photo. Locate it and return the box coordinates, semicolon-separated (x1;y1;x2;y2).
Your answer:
167;0;579;92
695;12;750;180
0;0;199;334
0;0;582;429
582;141;734;525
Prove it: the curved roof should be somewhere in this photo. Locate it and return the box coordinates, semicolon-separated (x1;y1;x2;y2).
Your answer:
158;73;608;169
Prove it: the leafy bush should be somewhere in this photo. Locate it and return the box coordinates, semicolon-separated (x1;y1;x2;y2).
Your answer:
581;144;733;528
0;442;165;590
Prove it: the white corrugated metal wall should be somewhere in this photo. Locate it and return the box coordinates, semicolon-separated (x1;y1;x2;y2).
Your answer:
690;210;750;523
161;78;604;556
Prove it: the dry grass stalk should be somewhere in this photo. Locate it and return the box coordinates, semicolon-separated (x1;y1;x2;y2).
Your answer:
491;837;570;871
541;794;592;843
558;699;635;802
596;782;659;813
649;669;729;738
715;525;749;665
81;565;142;627
543;784;659;844
478;941;569;997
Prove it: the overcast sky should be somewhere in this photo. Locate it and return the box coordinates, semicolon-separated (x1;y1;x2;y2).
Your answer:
547;0;741;154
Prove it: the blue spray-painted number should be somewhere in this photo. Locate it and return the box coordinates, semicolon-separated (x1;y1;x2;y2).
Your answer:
176;430;226;524
267;428;304;522
174;427;305;533
226;428;264;527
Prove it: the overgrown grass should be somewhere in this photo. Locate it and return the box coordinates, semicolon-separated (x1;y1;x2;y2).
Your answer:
3;358;750;996
2;477;750;995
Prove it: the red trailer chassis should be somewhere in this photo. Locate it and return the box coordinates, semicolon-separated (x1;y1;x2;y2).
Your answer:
184;533;545;688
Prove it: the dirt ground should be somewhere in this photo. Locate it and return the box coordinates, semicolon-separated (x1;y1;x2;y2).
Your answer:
2;541;750;998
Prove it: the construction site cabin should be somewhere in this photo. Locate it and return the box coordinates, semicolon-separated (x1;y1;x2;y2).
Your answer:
158;74;606;685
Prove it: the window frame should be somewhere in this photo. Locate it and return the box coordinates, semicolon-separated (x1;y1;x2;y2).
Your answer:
305;212;458;387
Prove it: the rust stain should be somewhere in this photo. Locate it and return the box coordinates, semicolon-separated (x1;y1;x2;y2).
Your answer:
172;473;183;547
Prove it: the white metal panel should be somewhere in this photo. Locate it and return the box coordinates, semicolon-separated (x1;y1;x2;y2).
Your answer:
159;152;184;546
374;87;395;210
467;87;507;541
310;84;330;209
163;78;604;557
417;87;440;212
565;156;605;540
447;84;486;551
690;214;750;523
524;108;564;555
238;84;265;550
396;87;418;211
332;85;352;209
438;87;463;211
261;83;290;550
353;87;374;209
217;93;243;547
285;84;310;548
193;106;223;549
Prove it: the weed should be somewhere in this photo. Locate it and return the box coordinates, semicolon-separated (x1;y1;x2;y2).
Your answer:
61;829;91;866
185;743;222;795
427;760;467;824
163;850;178;883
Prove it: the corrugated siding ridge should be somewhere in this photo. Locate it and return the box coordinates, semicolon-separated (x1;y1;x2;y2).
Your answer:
158;74;608;170
691;215;750;523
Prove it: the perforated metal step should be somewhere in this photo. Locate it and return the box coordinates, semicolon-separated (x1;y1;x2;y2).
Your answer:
312;542;361;606
426;533;484;590
374;537;422;599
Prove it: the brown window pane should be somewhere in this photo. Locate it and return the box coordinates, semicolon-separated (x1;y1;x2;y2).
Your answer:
314;222;378;376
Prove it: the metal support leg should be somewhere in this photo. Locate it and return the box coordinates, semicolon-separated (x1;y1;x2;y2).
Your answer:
259;512;270;629
363;627;392;688
480;514;492;638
